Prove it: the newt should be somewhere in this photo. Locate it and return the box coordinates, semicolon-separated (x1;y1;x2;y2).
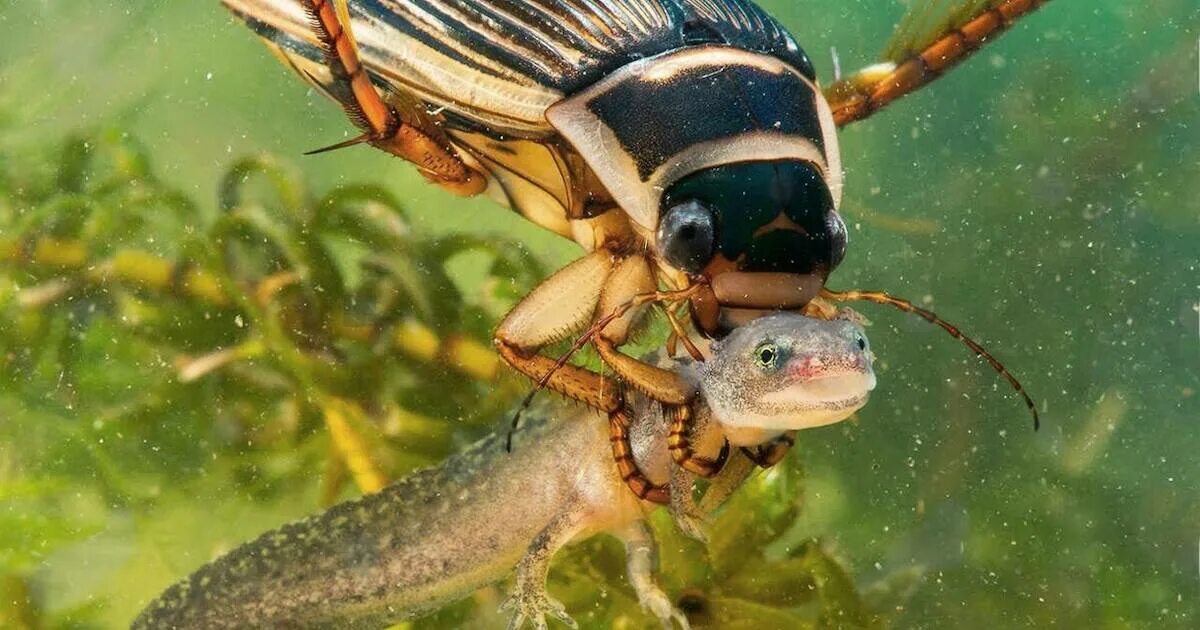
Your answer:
133;312;875;629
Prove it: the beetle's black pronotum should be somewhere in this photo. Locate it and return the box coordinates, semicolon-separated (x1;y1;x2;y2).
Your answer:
224;0;1050;502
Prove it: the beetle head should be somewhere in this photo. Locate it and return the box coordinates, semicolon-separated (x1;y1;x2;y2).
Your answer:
656;160;846;318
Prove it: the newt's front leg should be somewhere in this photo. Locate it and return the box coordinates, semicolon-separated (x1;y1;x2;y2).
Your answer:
619;520;691;629
663;382;771;543
667;450;760;542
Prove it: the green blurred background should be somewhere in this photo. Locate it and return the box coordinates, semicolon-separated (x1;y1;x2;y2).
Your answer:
1;1;1197;627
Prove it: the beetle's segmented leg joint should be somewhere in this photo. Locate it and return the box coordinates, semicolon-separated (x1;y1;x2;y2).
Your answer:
741;431;797;469
666;404;729;478
608;407;668;504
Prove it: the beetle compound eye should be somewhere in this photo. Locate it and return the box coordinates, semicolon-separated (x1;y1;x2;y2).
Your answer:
827;210;848;270
657;200;716;273
754;342;779;370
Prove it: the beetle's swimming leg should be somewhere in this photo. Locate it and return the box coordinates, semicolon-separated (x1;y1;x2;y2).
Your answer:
299;0;486;195
618;520;691;630
501;509;585;630
825;0;1054;127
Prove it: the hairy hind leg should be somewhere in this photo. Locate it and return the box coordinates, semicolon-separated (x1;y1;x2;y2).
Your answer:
826;0;1055;126
300;0;486;194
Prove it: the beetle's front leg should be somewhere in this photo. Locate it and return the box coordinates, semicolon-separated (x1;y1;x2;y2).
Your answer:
593;255;694;406
741;431;798;469
494;250;623;413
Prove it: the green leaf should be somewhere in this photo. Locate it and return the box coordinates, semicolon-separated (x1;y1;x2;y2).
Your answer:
708;467;804;579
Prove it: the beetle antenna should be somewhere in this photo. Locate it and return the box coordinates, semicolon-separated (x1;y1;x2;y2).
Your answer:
505;284;705;451
821;288;1040;431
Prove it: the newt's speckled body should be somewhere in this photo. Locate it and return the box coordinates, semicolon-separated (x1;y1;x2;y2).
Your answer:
134;313;874;629
135;407;645;629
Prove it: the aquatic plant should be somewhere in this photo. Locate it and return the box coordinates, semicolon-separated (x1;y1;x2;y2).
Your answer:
0;130;541;625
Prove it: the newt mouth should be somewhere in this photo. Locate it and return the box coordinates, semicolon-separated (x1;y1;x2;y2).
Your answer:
730;385;871;433
761;371;876;409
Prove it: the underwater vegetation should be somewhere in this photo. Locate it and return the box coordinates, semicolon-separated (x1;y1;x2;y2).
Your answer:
0;0;1197;628
0;129;542;626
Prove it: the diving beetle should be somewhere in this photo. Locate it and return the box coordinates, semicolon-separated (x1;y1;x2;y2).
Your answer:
223;0;1046;501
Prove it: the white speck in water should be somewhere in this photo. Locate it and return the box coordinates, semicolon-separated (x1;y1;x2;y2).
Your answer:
235;315;244;328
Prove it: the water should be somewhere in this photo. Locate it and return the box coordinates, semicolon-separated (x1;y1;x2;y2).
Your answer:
0;1;1196;627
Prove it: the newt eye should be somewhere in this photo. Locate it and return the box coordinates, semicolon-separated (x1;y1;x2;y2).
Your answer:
754;341;779;370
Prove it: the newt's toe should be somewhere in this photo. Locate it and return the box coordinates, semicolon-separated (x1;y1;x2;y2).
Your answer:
501;589;576;630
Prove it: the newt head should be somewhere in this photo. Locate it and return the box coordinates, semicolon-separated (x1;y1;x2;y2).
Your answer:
699;311;875;444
